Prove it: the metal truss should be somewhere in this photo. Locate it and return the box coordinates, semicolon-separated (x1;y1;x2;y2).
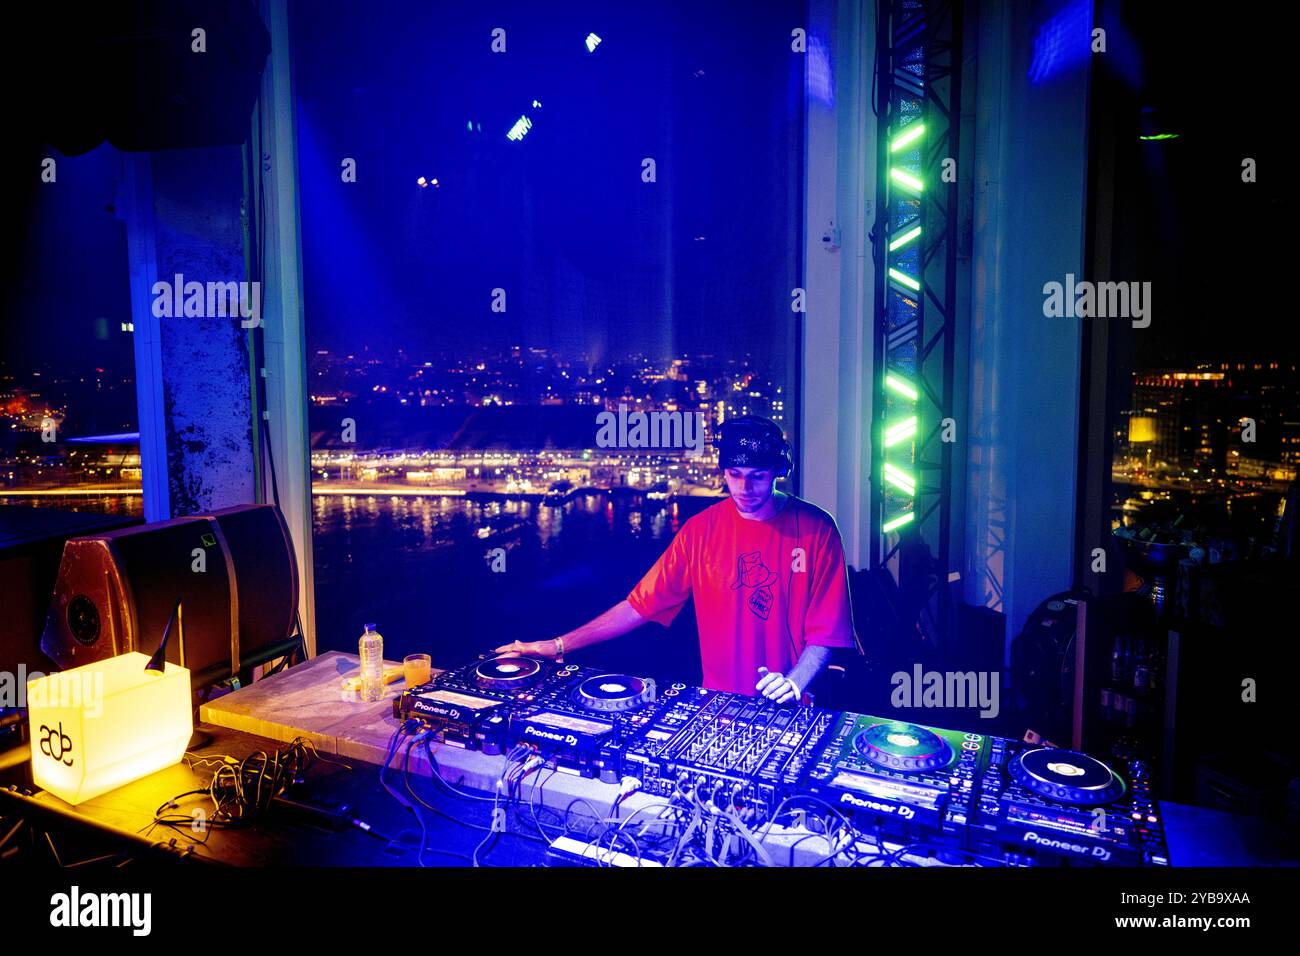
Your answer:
870;0;963;640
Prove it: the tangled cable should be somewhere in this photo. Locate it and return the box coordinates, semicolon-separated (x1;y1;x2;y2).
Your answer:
147;737;340;843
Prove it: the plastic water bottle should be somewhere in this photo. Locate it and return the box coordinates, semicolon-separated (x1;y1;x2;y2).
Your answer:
359;623;385;702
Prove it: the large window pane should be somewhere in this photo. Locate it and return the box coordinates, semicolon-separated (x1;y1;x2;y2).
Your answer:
292;1;805;680
1;145;142;521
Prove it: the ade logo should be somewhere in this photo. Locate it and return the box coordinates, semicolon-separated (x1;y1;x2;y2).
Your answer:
39;722;75;766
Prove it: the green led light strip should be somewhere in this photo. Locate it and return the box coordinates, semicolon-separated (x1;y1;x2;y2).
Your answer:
884;373;918;401
881;116;923;542
882;462;916;495
889;168;924;193
890;121;925;152
882;511;915;533
884;416;918;447
888;224;922;252
887;267;920;292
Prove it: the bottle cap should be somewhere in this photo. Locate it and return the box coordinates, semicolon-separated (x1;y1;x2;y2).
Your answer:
364;623;377;631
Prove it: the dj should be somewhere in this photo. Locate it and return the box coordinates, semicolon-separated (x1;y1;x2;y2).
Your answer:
496;416;856;704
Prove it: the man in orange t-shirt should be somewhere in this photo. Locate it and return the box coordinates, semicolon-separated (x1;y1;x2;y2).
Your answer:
497;416;857;703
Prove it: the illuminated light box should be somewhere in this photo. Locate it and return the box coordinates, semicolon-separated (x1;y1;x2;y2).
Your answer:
27;652;192;806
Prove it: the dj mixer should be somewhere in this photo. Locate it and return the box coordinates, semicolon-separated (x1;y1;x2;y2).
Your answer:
395;653;1171;866
620;687;837;820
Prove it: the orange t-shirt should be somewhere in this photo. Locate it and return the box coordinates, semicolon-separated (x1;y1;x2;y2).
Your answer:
627;494;856;695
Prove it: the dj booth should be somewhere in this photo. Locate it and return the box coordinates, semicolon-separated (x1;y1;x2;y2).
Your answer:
3;648;1288;867
5;504;1289;868
4;651;942;868
197;651;957;867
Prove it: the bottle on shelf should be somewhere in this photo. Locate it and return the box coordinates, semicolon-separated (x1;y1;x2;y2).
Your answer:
1146;640;1162;696
1131;634;1150;695
1111;689;1129;726
1110;631;1131;685
359;623;385;702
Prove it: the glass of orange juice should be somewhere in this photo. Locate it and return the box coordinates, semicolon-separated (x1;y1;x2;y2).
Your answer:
403;653;432;689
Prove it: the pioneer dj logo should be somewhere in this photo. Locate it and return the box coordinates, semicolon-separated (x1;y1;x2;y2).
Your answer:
39;722;75;767
838;791;914;820
413;700;458;719
523;726;578;746
1024;831;1111;861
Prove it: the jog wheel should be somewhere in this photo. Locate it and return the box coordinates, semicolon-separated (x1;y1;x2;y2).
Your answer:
573;674;653;712
1010;748;1125;805
854;721;954;772
475;655;543;690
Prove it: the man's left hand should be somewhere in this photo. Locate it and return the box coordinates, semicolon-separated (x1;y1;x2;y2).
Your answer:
755;667;800;704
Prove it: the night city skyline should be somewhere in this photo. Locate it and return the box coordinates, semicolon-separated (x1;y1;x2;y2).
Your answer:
3;0;1300;893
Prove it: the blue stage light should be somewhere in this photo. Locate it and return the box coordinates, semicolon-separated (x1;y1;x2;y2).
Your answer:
1027;0;1092;85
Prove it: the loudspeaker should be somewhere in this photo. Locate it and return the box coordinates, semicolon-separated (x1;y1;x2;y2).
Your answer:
0;507;140;676
40;504;297;689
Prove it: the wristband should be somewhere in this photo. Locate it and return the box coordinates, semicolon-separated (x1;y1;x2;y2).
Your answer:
555;636;565;661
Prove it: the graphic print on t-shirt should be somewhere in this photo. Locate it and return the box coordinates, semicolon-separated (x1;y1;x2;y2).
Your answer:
731;550;779;620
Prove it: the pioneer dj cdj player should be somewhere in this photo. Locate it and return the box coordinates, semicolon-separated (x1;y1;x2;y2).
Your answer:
395;652;1171;867
800;714;987;851
396;654;666;781
968;737;1169;866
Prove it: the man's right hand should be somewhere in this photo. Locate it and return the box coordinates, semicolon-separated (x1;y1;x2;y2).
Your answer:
493;639;561;659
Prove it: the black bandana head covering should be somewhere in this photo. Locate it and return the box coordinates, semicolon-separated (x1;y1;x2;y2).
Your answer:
716;416;789;471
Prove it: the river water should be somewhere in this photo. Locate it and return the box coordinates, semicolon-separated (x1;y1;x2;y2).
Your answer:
1;491;717;682
309;491;714;681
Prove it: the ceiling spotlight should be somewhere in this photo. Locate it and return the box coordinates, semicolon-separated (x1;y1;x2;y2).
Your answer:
507;115;533;142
